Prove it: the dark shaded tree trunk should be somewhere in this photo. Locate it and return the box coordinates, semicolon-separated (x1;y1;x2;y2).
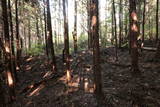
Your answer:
43;0;49;57
8;0;18;82
91;0;103;101
119;0;122;48
73;0;78;53
111;9;114;45
1;0;15;102
155;40;160;59
112;0;118;60
63;0;71;82
36;11;40;44
0;78;5;106
46;0;57;72
129;0;140;72
15;0;21;68
28;19;31;50
156;0;159;43
142;0;146;43
87;0;93;49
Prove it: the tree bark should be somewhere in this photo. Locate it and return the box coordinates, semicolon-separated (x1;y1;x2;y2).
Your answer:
1;0;16;102
142;0;146;43
129;0;139;72
119;0;122;48
73;0;78;53
15;0;21;68
43;0;49;57
46;0;57;72
63;0;71;82
112;0;118;60
8;0;18;82
156;0;159;43
91;0;103;101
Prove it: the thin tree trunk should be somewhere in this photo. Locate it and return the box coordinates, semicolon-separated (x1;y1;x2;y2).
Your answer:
15;0;21;68
28;19;31;50
73;0;78;53
129;0;139;72
119;0;122;48
113;0;118;60
63;0;71;82
142;0;146;43
8;0;18;82
111;9;114;45
1;0;16;102
46;0;57;72
43;0;49;57
91;0;103;102
156;0;159;43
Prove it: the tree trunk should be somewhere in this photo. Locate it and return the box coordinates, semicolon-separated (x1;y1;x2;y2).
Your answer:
129;0;140;72
142;0;146;43
73;0;78;53
8;0;18;82
156;0;159;43
43;0;49;57
87;0;93;49
0;77;5;106
113;0;118;60
15;0;21;68
1;0;15;102
91;0;103;101
155;40;160;59
46;0;57;72
119;0;122;48
63;0;71;82
28;19;31;50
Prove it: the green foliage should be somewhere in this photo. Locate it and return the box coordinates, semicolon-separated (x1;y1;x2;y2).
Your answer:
27;44;44;55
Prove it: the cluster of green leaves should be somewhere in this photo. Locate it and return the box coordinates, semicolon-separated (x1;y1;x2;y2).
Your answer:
27;44;45;55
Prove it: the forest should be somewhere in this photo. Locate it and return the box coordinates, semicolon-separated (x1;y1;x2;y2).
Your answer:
0;0;160;106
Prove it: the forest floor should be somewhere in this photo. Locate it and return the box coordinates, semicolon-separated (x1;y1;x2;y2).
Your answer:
12;47;160;107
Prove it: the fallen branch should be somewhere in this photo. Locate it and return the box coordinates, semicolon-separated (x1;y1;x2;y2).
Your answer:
20;72;65;94
142;47;157;51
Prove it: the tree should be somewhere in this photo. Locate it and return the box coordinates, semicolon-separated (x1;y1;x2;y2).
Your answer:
73;0;78;53
87;0;93;49
43;0;49;57
129;0;140;72
46;0;57;72
142;0;146;43
63;0;71;82
112;0;118;60
91;0;103;101
1;0;15;101
15;0;21;68
119;0;123;48
156;0;159;43
8;0;18;82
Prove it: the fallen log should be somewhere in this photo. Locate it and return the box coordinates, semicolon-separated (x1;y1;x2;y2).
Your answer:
142;47;157;51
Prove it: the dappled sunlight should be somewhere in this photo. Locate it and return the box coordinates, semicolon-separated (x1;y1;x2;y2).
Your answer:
131;24;138;32
43;71;53;78
131;11;138;21
66;70;71;82
28;84;45;97
26;65;32;71
7;71;14;86
26;57;34;62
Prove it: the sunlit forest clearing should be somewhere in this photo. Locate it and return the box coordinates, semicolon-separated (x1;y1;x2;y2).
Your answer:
0;0;160;106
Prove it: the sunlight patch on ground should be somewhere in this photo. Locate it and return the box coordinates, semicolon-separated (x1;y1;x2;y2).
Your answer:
28;84;45;97
26;57;34;62
43;71;53;78
7;71;14;86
